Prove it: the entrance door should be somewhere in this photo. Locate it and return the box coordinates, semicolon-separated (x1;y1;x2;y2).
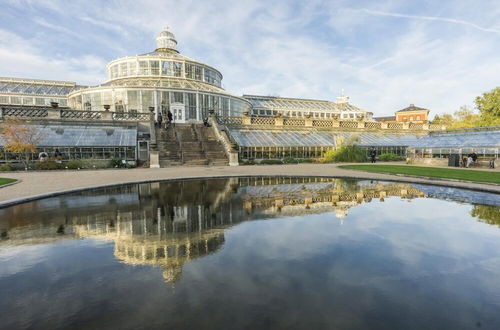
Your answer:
170;102;185;124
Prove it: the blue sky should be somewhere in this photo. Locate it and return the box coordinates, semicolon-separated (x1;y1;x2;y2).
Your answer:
1;0;499;117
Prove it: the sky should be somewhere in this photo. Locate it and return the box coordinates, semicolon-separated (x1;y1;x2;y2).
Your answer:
1;0;499;117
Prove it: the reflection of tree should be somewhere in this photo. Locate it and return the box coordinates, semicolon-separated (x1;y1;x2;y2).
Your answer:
471;205;500;226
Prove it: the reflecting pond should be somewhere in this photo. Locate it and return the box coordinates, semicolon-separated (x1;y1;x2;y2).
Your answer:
1;177;500;330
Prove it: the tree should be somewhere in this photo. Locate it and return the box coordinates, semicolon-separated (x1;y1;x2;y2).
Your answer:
431;114;454;126
471;205;500;227
449;105;479;128
0;118;45;169
431;87;500;129
475;87;500;117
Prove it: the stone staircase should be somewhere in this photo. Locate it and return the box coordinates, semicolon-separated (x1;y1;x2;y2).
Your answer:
156;124;228;167
157;127;182;167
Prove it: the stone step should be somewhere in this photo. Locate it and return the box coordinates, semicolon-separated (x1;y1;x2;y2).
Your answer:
160;160;183;167
209;160;229;166
183;159;208;166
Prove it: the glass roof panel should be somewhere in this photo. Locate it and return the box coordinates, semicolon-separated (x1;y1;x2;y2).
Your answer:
0;125;137;147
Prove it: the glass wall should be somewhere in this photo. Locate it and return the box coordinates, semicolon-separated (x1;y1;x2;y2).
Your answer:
186;93;197;120
0;146;136;162
127;91;140;112
108;59;221;87
239;146;332;160
69;88;250;118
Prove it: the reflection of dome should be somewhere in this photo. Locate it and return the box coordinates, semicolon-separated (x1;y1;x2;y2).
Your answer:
112;232;225;284
163;264;183;283
335;207;348;219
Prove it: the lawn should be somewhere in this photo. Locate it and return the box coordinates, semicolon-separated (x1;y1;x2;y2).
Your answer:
0;178;17;187
338;165;500;184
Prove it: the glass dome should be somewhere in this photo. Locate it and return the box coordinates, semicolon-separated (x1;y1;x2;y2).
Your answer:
156;26;178;52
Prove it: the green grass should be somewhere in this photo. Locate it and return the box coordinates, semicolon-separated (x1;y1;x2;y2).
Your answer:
0;178;17;187
338;165;500;184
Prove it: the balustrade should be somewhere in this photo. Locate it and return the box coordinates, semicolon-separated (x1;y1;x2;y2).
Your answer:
0;106;151;122
61;110;102;120
2;107;48;118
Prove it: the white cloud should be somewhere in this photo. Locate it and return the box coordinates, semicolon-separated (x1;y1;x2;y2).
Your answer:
363;9;500;36
0;29;105;85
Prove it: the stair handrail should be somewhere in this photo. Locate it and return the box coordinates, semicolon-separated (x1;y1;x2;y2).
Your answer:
174;126;183;163
194;124;209;160
150;117;157;147
208;115;238;165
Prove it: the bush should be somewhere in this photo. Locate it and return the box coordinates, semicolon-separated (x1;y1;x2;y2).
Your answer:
0;163;14;171
323;145;367;163
82;160;114;169
240;160;256;165
283;157;298;164
109;158;129;168
259;159;283;165
37;161;62;170
282;157;315;164
65;160;85;169
378;153;405;161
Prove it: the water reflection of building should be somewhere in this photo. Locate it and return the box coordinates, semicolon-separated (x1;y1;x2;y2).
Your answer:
0;177;426;283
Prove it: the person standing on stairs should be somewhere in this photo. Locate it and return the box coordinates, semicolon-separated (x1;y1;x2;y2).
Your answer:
167;110;174;128
157;113;163;128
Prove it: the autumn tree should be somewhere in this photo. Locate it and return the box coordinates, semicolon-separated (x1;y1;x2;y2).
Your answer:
431;87;500;129
431;114;454;126
475;87;500;117
474;87;500;127
0;118;45;169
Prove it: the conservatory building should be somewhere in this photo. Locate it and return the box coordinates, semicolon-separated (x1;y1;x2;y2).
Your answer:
67;27;251;122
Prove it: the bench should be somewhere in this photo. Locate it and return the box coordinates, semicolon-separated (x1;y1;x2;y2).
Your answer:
469;157;495;168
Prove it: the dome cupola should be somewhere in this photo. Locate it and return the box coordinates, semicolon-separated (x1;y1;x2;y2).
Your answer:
155;26;178;53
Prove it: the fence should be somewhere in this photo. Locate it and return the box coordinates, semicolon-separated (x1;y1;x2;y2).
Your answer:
0;106;152;122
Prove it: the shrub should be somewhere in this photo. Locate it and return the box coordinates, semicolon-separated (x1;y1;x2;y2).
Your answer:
323;145;367;163
37;161;62;170
259;159;283;165
0;163;14;171
109;157;129;168
81;160;116;169
283;158;315;164
65;160;85;169
240;160;256;165
283;157;298;164
297;158;315;163
378;153;405;161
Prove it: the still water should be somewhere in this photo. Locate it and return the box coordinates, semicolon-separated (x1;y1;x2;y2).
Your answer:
1;177;500;330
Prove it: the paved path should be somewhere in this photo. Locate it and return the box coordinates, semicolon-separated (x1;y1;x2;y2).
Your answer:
1;163;499;208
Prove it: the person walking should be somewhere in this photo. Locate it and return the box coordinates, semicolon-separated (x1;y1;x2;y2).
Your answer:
466;154;473;168
167;110;174;128
369;148;377;163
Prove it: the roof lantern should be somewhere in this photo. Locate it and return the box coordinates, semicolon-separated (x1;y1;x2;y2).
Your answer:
336;89;349;104
155;26;178;53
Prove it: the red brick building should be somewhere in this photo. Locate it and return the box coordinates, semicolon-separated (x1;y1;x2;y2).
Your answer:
395;104;429;123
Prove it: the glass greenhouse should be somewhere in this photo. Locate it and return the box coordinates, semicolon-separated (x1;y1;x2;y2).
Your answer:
0;77;81;107
244;94;373;120
67;27;251;123
408;127;500;159
0;125;137;162
228;128;421;159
